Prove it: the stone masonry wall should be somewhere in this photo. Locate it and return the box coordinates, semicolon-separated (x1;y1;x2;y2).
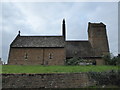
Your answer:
8;48;65;65
2;73;95;88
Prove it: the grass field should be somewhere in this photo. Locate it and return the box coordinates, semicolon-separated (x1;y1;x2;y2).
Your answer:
1;65;118;74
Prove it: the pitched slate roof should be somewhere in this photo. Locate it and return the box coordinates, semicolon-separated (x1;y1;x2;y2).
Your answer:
11;35;65;48
66;41;95;58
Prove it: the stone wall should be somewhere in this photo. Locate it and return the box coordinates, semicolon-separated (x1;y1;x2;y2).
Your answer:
88;22;109;56
2;73;95;88
2;71;119;89
8;48;65;65
96;58;105;65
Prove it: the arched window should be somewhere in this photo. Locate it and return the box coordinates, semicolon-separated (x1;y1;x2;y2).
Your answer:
24;53;28;60
49;53;53;59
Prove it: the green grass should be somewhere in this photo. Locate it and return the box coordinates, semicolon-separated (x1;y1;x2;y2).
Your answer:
1;65;118;74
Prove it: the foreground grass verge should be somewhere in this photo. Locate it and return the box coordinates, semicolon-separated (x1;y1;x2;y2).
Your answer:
1;65;118;74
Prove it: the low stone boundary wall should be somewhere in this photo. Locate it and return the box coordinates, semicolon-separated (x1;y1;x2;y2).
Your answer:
2;73;95;88
2;70;120;89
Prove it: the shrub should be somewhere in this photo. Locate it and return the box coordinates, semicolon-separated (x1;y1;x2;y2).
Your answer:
65;57;80;65
113;57;120;65
88;70;120;86
65;57;93;65
103;54;120;65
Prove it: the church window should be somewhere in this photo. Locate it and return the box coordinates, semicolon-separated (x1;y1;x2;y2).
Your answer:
25;53;28;60
49;53;52;59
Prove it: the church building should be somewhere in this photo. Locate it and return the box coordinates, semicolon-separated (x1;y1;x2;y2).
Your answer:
8;19;109;65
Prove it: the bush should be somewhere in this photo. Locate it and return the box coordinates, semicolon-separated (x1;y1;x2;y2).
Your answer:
103;54;120;65
65;57;81;65
88;70;120;86
113;57;120;65
65;57;94;65
102;54;111;65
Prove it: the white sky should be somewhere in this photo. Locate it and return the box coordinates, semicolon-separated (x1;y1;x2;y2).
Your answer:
0;1;119;63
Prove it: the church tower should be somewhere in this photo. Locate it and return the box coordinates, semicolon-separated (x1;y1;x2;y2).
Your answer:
88;22;109;56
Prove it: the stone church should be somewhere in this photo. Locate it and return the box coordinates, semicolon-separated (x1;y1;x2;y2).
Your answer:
8;19;109;65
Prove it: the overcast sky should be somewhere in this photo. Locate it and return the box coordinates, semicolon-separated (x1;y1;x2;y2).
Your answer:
1;2;118;63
